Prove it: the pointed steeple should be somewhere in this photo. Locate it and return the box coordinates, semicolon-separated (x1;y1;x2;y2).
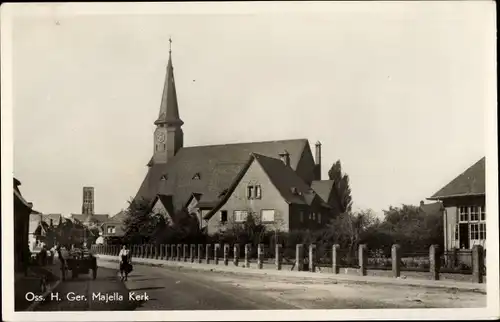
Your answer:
155;38;183;126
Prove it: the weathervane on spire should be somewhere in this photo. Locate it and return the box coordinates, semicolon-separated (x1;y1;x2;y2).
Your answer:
169;37;172;54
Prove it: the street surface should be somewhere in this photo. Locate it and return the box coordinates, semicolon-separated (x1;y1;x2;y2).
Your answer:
32;259;486;310
99;260;486;310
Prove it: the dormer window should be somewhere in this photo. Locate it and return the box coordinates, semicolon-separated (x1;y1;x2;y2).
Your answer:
192;173;201;180
160;174;168;181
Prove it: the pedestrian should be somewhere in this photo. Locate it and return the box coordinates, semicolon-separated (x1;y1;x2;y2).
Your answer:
118;245;132;281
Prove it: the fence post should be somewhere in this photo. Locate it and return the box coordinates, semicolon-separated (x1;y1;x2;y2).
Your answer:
233;244;240;266
153;244;158;259
472;245;484;283
391;244;401;278
170;244;175;260
359;244;367;276
244;244;251;268
164;244;169;260
176;244;182;261
275;244;282;270
190;244;195;263
332;244;340;274
257;244;264;269
197;244;203;263
214;244;220;265
309;244;316;272
183;244;188;262
223;244;230;266
296;244;304;271
159;244;164;260
206;244;212;264
429;244;440;280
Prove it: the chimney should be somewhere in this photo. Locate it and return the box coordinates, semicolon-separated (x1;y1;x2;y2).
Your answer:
315;141;322;180
279;150;290;167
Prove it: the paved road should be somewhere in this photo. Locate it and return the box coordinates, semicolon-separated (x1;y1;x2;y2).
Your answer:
97;260;299;310
32;259;485;311
35;266;138;311
97;260;486;310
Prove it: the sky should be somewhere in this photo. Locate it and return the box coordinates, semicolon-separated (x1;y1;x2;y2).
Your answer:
7;2;495;218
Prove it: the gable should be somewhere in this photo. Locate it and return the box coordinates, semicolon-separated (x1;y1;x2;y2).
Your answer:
295;142;317;185
151;196;174;223
135;139;309;211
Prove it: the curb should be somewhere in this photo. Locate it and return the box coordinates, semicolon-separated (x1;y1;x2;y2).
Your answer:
96;256;486;294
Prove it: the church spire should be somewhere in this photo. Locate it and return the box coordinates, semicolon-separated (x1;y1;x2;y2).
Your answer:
155;37;183;126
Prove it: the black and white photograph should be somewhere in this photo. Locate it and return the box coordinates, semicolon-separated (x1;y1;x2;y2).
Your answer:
1;2;498;321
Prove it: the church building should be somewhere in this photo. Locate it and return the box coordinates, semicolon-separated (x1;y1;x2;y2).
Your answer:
135;41;340;235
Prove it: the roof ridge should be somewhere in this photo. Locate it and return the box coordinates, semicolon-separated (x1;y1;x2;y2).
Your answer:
182;138;309;150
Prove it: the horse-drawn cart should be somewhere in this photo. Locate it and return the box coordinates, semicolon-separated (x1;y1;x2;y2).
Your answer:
62;248;97;280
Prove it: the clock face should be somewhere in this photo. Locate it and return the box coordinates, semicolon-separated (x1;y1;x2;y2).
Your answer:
156;132;166;143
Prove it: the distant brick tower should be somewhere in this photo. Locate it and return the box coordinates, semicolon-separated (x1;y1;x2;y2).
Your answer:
82;187;94;215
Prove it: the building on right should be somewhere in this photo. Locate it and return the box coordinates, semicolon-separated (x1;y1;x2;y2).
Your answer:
427;157;485;252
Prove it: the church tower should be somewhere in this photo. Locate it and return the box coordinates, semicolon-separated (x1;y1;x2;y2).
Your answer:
82;186;94;215
152;38;184;164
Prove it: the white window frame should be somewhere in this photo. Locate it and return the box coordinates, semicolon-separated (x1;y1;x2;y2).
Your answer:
470;206;480;222
480;206;486;221
470;223;479;241
247;186;254;200
458;206;469;222
479;222;486;240
255;185;262;199
317;213;321;223
234;210;248;222
261;209;275;223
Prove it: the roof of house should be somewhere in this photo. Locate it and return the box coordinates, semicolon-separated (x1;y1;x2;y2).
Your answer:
13;178;33;210
428;157;485;200
311;180;334;203
254;154;321;206
203;153;327;220
136;139;310;211
70;214;110;224
42;213;62;225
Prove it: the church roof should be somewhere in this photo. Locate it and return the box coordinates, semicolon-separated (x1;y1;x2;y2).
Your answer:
135;138;310;212
428;157;485;200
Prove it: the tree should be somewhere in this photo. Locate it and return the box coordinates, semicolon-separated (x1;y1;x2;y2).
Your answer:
123;197;154;245
328;160;353;213
328;209;378;261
